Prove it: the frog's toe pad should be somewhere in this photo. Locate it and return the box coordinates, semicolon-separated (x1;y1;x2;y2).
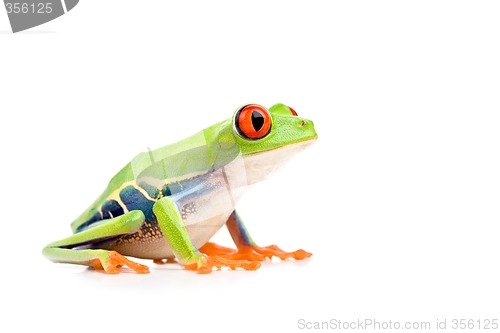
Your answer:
184;254;261;274
91;251;150;274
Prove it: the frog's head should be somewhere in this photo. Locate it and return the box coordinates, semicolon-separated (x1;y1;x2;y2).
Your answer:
233;103;317;154
207;103;317;184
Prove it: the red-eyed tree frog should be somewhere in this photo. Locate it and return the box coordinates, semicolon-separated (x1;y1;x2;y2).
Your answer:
43;103;318;274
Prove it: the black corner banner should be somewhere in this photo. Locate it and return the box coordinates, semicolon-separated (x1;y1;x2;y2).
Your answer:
4;0;79;33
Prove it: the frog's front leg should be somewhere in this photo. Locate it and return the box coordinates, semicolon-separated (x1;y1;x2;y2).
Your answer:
200;211;312;261
43;211;150;274
152;197;261;274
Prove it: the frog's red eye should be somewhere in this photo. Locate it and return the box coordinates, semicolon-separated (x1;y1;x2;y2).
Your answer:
235;104;272;139
289;106;298;116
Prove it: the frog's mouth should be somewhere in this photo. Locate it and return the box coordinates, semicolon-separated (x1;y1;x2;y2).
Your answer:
244;137;318;157
241;137;317;184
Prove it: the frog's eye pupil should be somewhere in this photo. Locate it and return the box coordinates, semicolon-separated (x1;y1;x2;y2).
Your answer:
251;111;264;132
235;104;272;140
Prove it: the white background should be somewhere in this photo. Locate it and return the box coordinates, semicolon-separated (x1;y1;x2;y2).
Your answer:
1;1;499;332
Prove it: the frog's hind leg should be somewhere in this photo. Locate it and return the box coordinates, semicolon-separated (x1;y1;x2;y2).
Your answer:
43;210;149;274
200;211;312;262
153;197;261;274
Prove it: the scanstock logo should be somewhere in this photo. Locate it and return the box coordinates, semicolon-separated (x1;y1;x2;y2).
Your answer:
4;0;79;33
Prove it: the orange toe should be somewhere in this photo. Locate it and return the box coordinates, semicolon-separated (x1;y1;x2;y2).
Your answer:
235;245;312;261
184;254;261;274
90;251;150;274
223;247;267;261
199;242;237;256
256;245;312;260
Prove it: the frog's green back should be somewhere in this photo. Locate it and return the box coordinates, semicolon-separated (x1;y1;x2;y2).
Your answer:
70;119;238;233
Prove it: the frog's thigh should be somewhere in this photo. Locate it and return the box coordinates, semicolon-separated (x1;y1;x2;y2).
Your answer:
43;210;149;274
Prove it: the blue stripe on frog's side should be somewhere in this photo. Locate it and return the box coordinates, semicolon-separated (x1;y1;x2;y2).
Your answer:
138;182;160;199
161;184;172;196
75;170;217;234
102;200;124;219
75;183;166;233
119;185;157;222
75;211;103;232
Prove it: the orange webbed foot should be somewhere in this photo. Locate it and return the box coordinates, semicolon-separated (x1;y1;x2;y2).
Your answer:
244;245;312;261
199;242;312;262
90;251;150;274
184;254;261;274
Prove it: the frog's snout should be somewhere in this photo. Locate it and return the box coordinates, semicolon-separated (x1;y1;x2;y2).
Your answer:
298;118;318;140
296;117;312;127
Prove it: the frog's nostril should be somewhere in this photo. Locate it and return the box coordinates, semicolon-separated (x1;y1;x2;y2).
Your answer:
300;120;306;127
